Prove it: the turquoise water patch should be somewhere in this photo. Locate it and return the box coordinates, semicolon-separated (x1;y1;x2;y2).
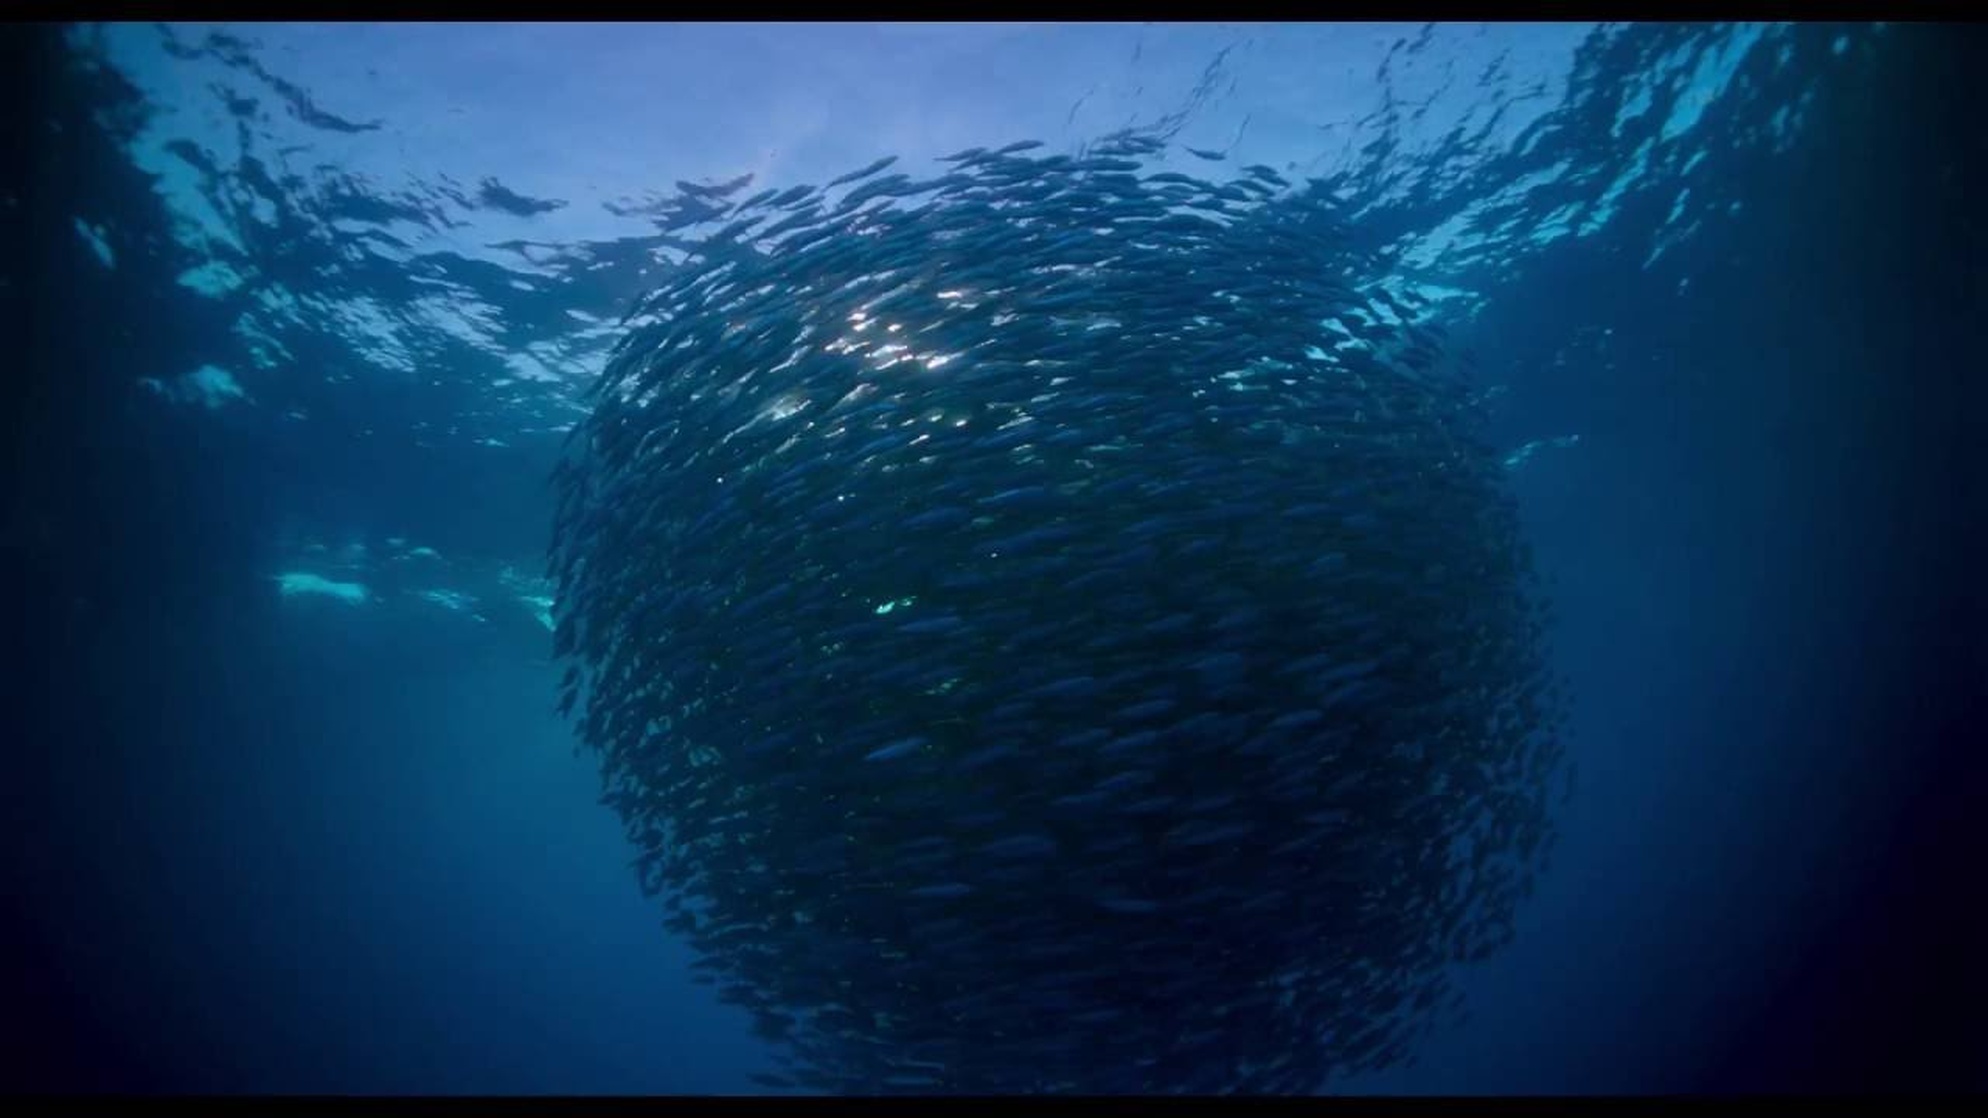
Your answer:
274;572;370;605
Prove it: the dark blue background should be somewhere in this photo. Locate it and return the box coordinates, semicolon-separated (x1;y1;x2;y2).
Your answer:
5;22;1981;1094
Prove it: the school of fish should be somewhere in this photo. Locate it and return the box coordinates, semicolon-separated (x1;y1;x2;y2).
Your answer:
546;129;1569;1094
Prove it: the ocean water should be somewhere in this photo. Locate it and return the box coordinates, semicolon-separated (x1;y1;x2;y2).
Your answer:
6;21;1982;1095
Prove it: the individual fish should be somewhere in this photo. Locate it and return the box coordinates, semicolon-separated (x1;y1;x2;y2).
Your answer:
1114;697;1178;722
976;834;1058;859
863;736;928;763
826;155;900;188
1094;896;1161;915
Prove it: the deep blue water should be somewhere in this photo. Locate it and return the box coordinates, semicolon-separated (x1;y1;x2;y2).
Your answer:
5;21;1983;1094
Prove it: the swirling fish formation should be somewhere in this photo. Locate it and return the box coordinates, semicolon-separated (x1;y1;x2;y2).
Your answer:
547;131;1567;1095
